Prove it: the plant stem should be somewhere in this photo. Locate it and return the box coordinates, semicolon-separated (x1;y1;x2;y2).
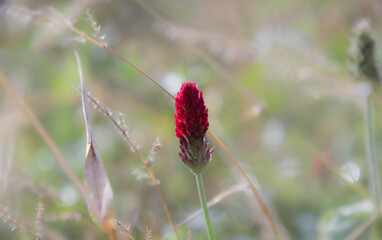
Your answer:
195;173;215;240
365;98;381;215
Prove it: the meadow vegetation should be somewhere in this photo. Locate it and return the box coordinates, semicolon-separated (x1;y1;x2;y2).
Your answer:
0;1;382;239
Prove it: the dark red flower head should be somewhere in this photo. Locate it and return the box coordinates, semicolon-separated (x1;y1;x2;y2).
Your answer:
175;82;209;140
175;82;213;174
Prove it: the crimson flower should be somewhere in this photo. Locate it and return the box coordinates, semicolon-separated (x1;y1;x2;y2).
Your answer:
175;82;213;174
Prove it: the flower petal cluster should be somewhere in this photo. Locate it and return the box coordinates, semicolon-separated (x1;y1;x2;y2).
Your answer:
175;82;213;174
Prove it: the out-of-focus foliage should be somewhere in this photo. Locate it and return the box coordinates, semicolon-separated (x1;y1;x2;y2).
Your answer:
0;0;382;239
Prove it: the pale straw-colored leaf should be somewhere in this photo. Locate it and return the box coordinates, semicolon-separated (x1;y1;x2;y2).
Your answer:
76;51;116;234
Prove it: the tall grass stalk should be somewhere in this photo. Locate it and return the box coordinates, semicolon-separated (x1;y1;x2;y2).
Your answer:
365;98;381;215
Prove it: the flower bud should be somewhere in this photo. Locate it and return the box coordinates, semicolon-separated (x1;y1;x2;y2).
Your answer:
175;82;213;174
349;19;380;83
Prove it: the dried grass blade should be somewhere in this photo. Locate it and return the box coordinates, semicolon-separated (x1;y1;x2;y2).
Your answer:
75;51;116;236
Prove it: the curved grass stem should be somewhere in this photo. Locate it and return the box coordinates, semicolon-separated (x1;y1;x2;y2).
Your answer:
207;130;281;240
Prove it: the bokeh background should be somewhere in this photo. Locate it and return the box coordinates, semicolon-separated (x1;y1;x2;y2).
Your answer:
1;0;382;239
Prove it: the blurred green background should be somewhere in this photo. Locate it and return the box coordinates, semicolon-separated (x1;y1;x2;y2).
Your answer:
1;0;382;239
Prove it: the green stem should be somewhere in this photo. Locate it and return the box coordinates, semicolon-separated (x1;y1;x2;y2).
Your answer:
365;98;381;215
195;173;215;240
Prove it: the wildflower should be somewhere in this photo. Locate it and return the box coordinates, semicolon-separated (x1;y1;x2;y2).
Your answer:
174;82;216;239
349;19;380;83
175;82;213;174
